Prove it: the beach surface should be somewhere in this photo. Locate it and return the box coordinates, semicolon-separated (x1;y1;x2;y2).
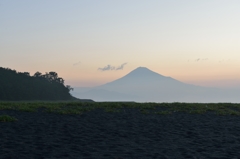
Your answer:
1;108;240;159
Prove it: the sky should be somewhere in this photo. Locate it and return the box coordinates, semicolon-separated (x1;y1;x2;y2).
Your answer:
1;0;240;88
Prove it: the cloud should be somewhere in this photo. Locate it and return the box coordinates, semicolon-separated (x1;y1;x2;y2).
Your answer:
116;62;127;70
73;61;81;66
98;65;115;71
195;58;208;62
195;58;200;62
98;63;128;71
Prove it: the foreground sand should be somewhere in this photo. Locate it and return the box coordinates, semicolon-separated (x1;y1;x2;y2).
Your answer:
1;108;240;159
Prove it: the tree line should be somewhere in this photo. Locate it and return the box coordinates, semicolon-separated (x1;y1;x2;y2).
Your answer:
0;67;75;101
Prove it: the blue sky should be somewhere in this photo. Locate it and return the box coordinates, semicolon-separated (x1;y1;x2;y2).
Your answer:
1;0;240;87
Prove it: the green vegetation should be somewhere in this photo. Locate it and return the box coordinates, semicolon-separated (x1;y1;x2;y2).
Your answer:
0;67;74;101
0;102;240;116
0;115;18;122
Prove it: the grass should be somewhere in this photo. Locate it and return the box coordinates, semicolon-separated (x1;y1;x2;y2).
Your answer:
0;101;240;117
0;115;18;122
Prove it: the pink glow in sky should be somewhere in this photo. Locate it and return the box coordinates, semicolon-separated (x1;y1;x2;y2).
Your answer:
1;0;240;88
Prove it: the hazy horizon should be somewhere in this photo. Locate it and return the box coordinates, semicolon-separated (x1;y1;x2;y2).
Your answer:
1;1;240;89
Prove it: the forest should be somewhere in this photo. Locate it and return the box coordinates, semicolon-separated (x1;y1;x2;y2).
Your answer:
0;67;75;101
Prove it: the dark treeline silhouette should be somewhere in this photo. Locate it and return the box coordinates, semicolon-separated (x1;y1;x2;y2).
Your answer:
0;67;74;101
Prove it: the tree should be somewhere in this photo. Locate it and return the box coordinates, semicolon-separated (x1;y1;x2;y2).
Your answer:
56;77;64;84
18;72;30;76
66;85;74;92
49;71;58;81
34;71;42;78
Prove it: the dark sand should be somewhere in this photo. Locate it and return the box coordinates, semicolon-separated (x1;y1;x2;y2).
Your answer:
1;108;240;159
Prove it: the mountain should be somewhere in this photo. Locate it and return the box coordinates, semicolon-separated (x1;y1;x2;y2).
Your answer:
97;67;191;91
72;67;240;103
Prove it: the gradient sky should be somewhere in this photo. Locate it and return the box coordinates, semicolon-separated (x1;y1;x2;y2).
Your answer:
1;0;240;88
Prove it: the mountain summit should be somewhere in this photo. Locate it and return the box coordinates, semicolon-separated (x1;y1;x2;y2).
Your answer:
124;67;165;78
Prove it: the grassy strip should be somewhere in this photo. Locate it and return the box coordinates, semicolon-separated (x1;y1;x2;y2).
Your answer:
0;102;240;116
0;115;18;122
